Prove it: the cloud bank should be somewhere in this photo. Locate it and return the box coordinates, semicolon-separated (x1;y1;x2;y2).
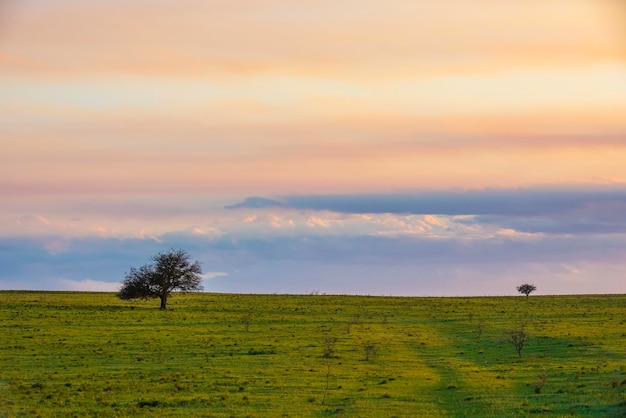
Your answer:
226;184;626;235
227;185;626;216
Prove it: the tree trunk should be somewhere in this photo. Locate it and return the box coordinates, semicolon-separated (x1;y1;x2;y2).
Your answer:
159;295;167;310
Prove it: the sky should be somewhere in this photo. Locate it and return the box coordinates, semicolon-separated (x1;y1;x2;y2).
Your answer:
1;0;625;296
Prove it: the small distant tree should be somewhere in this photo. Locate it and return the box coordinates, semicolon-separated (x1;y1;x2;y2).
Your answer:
321;335;338;405
363;341;377;362
505;321;529;357
517;283;536;299
118;249;203;310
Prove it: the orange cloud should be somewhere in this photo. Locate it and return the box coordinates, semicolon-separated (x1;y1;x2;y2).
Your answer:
0;0;623;79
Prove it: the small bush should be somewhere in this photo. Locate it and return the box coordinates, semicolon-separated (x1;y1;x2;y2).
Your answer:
363;342;377;362
534;374;546;394
137;400;160;408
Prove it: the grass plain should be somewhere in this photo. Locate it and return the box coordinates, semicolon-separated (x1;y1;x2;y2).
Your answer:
0;291;624;417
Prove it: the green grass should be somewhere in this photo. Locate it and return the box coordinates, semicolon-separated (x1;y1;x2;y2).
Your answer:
0;291;624;417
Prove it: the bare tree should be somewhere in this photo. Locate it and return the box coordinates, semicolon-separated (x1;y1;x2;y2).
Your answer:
118;249;203;310
322;336;338;359
321;335;338;405
363;341;377;362
505;321;529;357
517;284;536;299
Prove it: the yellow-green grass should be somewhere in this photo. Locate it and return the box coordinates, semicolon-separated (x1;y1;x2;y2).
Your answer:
0;291;624;417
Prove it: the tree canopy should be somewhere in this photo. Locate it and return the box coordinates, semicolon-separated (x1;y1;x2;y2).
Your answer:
118;249;203;309
517;283;537;299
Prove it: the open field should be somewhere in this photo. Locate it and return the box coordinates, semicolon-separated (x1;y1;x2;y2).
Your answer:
0;291;624;417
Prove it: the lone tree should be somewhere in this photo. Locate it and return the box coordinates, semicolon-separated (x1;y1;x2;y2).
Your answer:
517;283;536;299
118;249;203;310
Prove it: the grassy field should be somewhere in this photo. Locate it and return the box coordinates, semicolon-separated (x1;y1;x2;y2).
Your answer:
0;291;624;417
